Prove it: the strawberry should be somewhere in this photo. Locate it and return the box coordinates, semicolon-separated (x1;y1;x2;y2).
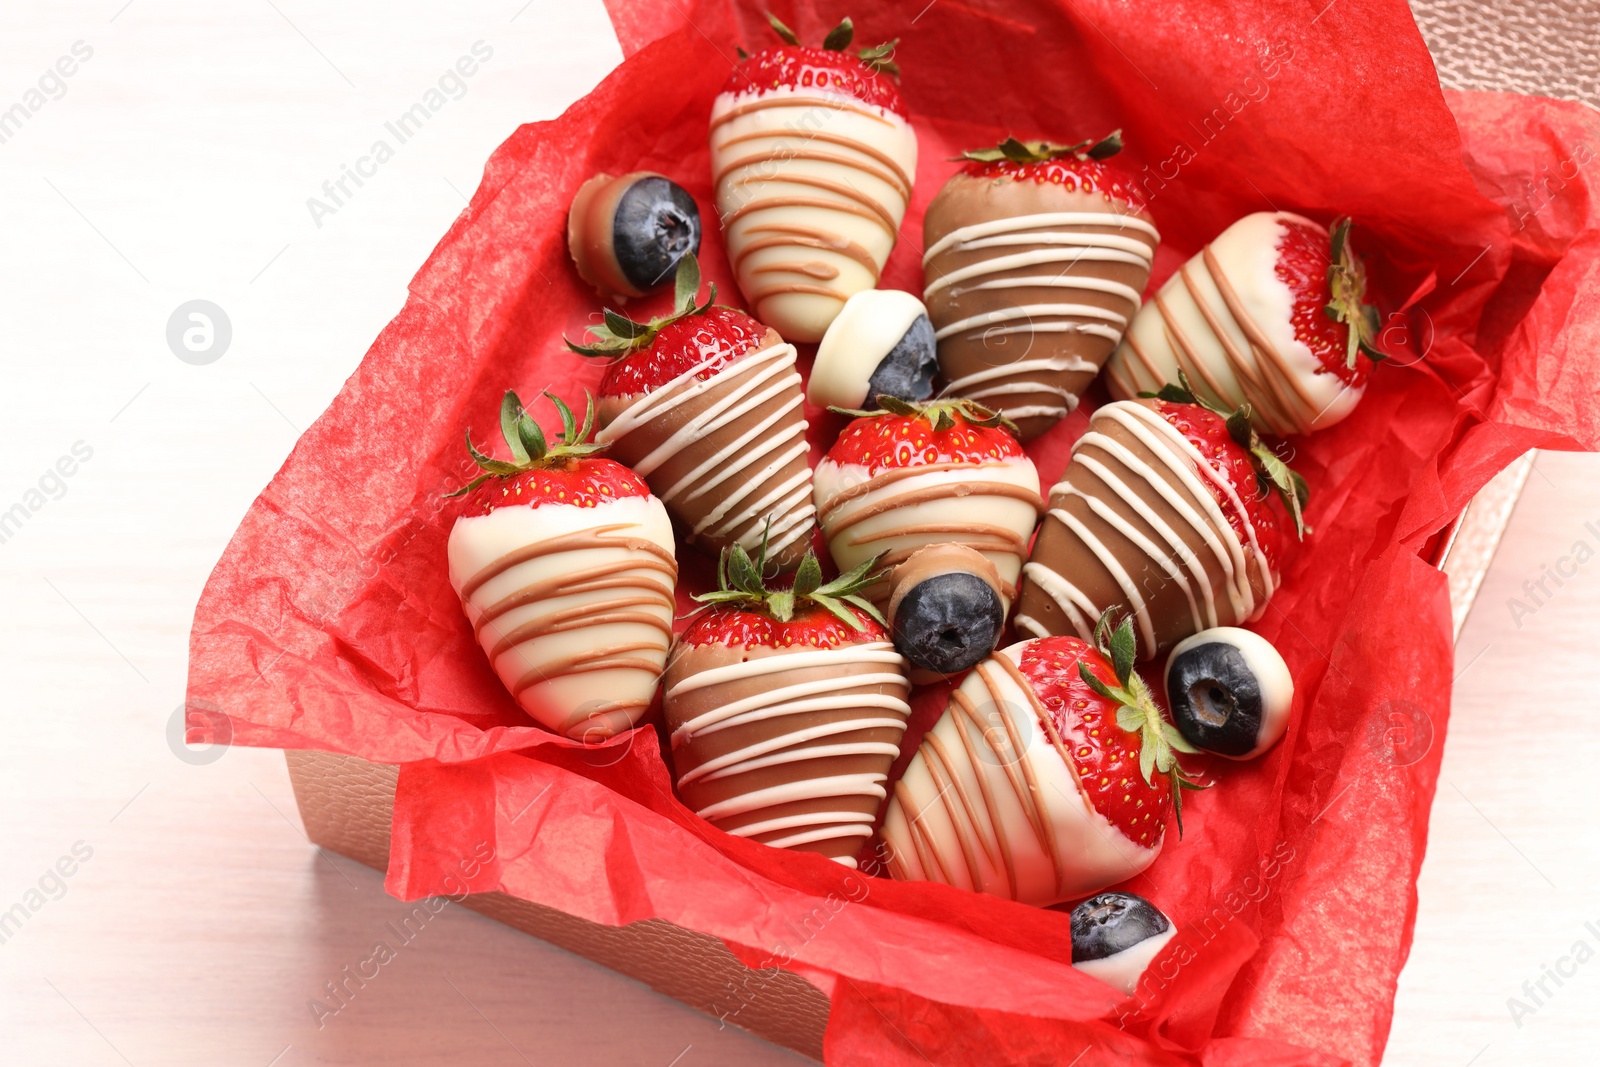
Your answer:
711;14;917;343
880;613;1201;906
812;397;1044;606
446;391;677;741
663;537;911;867
568;255;817;570
1106;211;1384;436
1016;387;1306;659
923;132;1161;441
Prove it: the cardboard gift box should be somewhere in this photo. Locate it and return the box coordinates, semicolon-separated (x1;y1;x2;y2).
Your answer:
189;0;1600;1062
279;462;1529;1063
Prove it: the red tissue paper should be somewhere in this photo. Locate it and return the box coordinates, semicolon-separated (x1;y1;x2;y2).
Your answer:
187;0;1600;1062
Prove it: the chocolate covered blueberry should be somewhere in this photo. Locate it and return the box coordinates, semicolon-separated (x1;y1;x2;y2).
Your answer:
808;289;937;411
567;171;701;299
1164;626;1294;759
884;543;1009;677
1070;891;1175;995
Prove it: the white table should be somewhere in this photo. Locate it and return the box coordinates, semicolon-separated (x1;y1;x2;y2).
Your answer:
1;3;1592;1063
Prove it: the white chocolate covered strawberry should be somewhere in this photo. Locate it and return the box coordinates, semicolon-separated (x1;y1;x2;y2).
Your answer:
710;15;917;342
1104;213;1383;436
881;616;1201;907
813;398;1044;607
447;392;677;740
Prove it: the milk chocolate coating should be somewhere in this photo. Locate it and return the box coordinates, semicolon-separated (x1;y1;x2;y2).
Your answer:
1014;399;1277;660
922;175;1159;441
597;330;817;570
664;639;912;866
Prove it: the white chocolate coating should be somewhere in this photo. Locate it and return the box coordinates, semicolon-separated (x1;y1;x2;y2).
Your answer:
1105;211;1363;436
710;85;917;342
1015;400;1278;659
1167;625;1294;759
880;641;1160;905
597;341;815;563
666;642;911;867
1074;925;1176;995
813;454;1043;603
448;495;677;739
808;289;929;410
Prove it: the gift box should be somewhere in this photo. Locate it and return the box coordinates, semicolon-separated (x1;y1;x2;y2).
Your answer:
188;0;1600;1063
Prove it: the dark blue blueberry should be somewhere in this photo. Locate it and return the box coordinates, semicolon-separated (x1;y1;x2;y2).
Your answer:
866;313;937;407
1070;892;1171;964
612;176;701;293
1166;640;1262;757
892;571;1003;675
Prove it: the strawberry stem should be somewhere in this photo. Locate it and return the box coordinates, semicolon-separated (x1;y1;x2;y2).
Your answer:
829;394;1020;438
448;390;606;498
1078;609;1204;837
1140;372;1311;540
694;523;887;628
957;130;1123;165
1324;217;1385;369
565;253;716;360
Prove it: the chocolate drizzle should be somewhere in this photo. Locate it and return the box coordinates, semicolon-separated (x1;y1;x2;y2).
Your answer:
453;516;678;739
923;174;1160;440
880;643;1159;905
597;339;816;569
1014;400;1277;659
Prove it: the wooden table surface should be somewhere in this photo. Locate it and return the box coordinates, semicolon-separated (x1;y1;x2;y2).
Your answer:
1;2;1594;1063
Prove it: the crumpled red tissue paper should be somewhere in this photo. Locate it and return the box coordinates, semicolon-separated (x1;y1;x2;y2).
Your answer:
188;0;1600;1063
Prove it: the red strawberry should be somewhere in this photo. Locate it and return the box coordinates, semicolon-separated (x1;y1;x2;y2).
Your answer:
662;540;911;867
568;255;817;570
880;613;1201;906
923;132;1161;441
447;392;677;741
1107;211;1384;436
1016;389;1305;659
711;15;917;343
812;397;1044;605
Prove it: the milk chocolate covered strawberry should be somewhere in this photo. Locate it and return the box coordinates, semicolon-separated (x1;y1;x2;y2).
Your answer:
923;133;1159;440
1015;384;1307;660
881;616;1201;906
1105;213;1382;435
813;397;1044;607
710;14;917;342
571;255;816;569
447;392;677;740
664;539;911;866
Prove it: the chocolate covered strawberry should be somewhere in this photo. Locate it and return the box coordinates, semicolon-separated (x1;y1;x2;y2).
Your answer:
813;397;1044;607
663;538;911;867
570;255;816;570
1015;381;1307;659
1105;212;1383;435
711;14;917;342
923;133;1160;440
447;392;677;740
881;614;1201;906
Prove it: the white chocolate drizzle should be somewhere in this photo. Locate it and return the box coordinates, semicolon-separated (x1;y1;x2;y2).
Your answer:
667;643;911;867
1015;401;1277;657
597;342;815;560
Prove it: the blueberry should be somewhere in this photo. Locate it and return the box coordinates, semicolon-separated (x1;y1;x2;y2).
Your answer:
612;176;701;293
1165;626;1294;760
808;290;936;410
1069;892;1174;994
865;313;937;407
892;571;1004;675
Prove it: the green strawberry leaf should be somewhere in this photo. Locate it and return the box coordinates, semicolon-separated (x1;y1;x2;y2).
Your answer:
765;11;800;45
822;16;853;50
500;392;530;464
